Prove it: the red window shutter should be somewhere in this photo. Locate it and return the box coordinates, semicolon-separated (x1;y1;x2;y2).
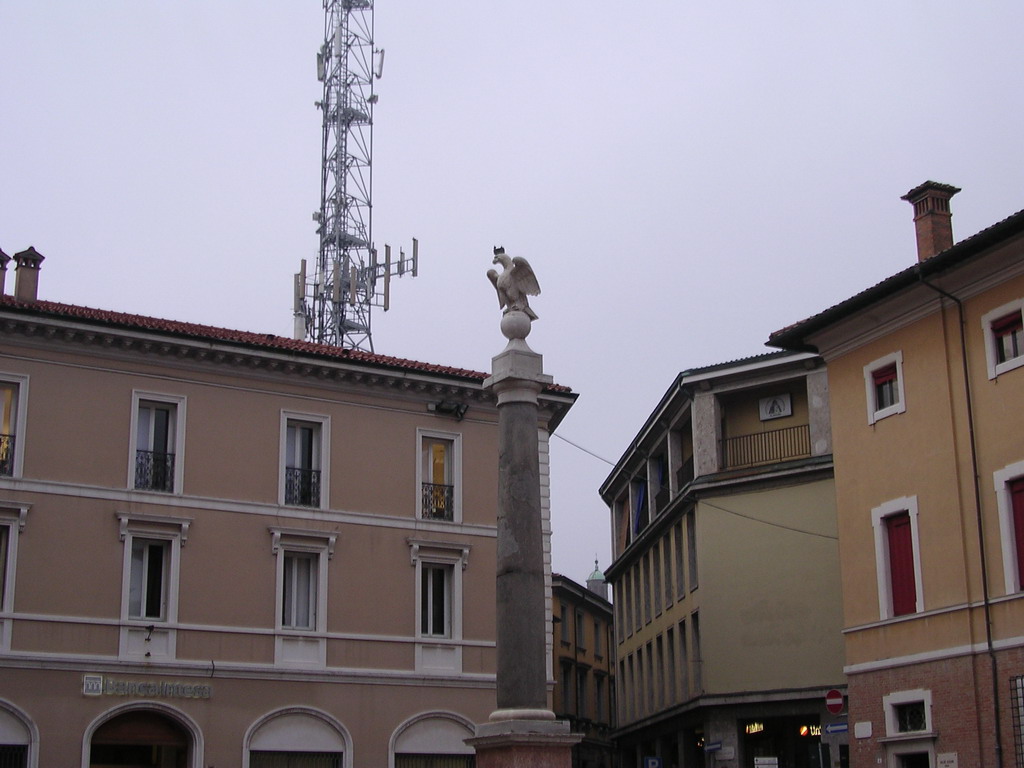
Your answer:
992;312;1023;335
873;364;898;386
1012;479;1024;589
886;512;917;616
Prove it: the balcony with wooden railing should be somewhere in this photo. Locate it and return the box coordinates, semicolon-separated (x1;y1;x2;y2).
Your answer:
720;424;810;469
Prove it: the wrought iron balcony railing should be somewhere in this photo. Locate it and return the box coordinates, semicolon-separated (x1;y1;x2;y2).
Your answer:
422;482;454;521
135;450;175;492
285;466;321;507
720;424;810;469
0;434;13;476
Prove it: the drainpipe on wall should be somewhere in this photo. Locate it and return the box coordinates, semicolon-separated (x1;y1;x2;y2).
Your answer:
916;269;1004;768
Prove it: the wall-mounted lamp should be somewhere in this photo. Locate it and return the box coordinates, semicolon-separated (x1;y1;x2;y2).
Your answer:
428;400;468;421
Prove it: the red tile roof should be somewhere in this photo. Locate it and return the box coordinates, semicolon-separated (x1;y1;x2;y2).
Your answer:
0;294;573;393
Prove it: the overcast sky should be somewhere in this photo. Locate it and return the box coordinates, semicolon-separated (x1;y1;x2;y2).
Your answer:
2;2;1022;584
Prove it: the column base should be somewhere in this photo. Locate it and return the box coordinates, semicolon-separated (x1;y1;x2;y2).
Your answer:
467;719;581;768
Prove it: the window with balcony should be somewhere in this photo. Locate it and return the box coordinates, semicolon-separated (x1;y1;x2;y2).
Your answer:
632;479;648;535
651;453;669;514
281;412;329;508
872;496;923;619
135;403;175;492
0;375;28;478
418;430;460;521
130;392;185;493
983;300;1024;379
864;352;906;424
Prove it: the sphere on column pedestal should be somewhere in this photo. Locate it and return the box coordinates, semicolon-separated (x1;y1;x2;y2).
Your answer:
500;310;532;342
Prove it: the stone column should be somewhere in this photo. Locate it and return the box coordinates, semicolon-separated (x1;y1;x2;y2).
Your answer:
469;307;579;768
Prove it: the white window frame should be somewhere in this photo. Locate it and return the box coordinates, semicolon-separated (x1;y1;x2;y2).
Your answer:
0;373;29;478
128;391;186;493
416;428;462;522
408;538;469;674
279;411;330;509
994;459;1024;594
871;496;923;619
864;352;907;425
982;299;1024;380
0;505;29;651
117;513;189;659
271;528;335;667
882;689;934;736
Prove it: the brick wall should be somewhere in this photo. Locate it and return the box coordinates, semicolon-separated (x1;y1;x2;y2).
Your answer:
847;646;1024;768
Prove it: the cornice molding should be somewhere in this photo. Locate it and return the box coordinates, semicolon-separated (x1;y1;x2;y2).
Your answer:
0;311;573;423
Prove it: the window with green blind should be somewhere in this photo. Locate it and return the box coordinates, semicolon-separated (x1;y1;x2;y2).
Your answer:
394;755;474;768
249;752;342;768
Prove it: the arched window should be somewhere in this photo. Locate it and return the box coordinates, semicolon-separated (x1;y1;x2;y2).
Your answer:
246;709;350;768
0;699;35;768
391;713;475;768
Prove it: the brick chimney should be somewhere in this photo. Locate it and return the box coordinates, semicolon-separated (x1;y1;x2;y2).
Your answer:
0;249;10;296
13;247;45;302
901;181;961;262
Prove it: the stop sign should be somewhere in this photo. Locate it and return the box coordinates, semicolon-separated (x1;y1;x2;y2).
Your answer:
825;689;844;714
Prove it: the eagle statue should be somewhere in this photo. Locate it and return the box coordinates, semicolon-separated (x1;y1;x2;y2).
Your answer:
487;246;541;321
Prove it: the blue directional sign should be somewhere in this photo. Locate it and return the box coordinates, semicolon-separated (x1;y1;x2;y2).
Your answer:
824;722;848;735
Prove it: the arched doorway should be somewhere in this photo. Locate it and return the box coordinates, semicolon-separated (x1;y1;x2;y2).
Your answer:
89;710;191;768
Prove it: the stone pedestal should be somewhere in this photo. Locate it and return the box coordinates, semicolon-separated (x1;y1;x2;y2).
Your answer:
468;720;580;768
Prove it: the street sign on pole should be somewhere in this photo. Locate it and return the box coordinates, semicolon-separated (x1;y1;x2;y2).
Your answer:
824;722;849;735
825;689;845;715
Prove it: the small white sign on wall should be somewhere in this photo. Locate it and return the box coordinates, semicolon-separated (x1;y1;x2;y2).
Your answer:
759;394;792;421
937;753;958;768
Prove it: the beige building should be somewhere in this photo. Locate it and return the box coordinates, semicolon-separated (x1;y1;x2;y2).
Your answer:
552;569;618;768
599;352;846;768
769;183;1024;768
0;250;575;767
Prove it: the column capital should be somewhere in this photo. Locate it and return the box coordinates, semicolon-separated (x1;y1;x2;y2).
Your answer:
484;343;552;406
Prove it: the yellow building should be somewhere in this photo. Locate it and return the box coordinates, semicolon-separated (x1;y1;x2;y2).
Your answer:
600;352;846;768
769;182;1024;768
0;250;575;767
552;570;618;768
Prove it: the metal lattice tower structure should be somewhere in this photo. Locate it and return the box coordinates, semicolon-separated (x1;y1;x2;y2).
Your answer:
294;0;416;351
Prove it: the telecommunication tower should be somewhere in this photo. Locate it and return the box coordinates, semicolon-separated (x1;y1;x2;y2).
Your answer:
294;0;417;351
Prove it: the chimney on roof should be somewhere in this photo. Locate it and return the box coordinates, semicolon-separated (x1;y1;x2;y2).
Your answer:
0;249;11;295
901;181;961;262
13;247;45;302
